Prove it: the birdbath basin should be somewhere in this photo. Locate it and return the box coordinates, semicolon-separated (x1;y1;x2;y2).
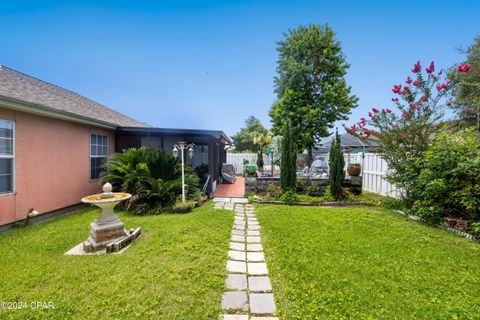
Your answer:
81;182;131;252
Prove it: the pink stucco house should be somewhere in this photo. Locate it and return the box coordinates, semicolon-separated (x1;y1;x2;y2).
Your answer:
0;65;230;228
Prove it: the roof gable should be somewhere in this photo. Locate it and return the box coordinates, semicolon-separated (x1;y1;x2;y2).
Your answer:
0;65;149;128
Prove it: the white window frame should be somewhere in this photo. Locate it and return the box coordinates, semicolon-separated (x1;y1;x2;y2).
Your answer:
0;120;15;196
90;133;109;181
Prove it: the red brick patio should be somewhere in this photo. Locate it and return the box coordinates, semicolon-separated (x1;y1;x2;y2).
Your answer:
213;176;245;198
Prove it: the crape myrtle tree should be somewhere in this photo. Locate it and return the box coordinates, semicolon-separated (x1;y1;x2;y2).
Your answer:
450;35;480;130
271;24;358;167
328;129;345;200
346;60;471;205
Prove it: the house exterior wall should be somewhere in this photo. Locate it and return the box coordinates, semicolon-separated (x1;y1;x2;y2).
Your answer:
0;107;115;226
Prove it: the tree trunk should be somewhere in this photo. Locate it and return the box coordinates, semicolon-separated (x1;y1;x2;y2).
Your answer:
305;145;314;170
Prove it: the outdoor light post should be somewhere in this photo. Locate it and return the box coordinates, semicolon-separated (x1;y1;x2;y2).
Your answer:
172;141;195;203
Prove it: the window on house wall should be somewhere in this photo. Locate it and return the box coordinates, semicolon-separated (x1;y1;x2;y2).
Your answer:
0;119;14;194
90;133;109;180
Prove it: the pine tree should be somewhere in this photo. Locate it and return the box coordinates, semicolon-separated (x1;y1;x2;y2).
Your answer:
329;129;345;200
280;125;297;191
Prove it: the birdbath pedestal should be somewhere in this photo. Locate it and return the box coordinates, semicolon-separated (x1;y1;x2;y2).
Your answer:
81;183;132;252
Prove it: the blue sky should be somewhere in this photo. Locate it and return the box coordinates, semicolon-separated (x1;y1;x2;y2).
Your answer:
0;0;478;136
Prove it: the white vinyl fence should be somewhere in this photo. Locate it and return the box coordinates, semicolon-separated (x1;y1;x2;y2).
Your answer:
227;153;270;174
344;153;401;198
227;152;400;198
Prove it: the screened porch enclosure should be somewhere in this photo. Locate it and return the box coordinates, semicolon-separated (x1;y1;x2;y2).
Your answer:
115;128;230;194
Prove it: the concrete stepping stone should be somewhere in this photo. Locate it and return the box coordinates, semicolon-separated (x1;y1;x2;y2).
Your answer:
247;262;268;275
230;242;245;251
246;236;261;243
231;198;248;203
231;235;245;242
250;317;279;320
248;221;260;226
248;276;272;292
214;202;225;209
247;252;265;262
248;225;260;231
232;230;245;236
215;197;231;202
233;225;246;231
227;260;247;273
246;243;263;251
224;203;235;210
247;230;260;236
249;293;276;315
226;274;247;290
222;315;249;320
221;291;248;311
228;250;246;261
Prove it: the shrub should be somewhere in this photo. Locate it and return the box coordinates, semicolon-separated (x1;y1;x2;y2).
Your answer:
322;186;334;202
295;178;305;193
467;222;480;239
171;200;195;214
248;192;255;204
280;190;299;204
410;129;480;223
102;147;200;215
306;185;317;196
267;184;283;199
245;163;258;175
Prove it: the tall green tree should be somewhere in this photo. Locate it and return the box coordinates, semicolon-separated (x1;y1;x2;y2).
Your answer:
328;129;345;201
271;24;358;165
451;35;480;130
231;116;268;152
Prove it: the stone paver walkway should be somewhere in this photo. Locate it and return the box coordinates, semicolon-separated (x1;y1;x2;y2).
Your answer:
216;199;278;320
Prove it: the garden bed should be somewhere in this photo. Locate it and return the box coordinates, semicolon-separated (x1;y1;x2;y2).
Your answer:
254;199;366;207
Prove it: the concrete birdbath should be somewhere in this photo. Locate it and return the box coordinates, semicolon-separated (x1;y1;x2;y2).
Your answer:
77;182;140;253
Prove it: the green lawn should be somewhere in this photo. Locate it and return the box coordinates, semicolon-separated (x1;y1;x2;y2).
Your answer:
0;203;232;320
255;205;480;320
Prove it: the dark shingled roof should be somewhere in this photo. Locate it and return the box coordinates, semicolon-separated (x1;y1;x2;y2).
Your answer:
315;133;379;152
0;65;149;128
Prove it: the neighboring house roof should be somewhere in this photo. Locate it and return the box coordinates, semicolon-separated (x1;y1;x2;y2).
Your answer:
0;65;149;128
315;133;379;152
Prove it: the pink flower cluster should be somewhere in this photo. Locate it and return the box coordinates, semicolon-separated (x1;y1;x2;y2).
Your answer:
392;84;410;95
436;81;451;91
425;61;435;74
411;61;422;73
457;64;471;73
